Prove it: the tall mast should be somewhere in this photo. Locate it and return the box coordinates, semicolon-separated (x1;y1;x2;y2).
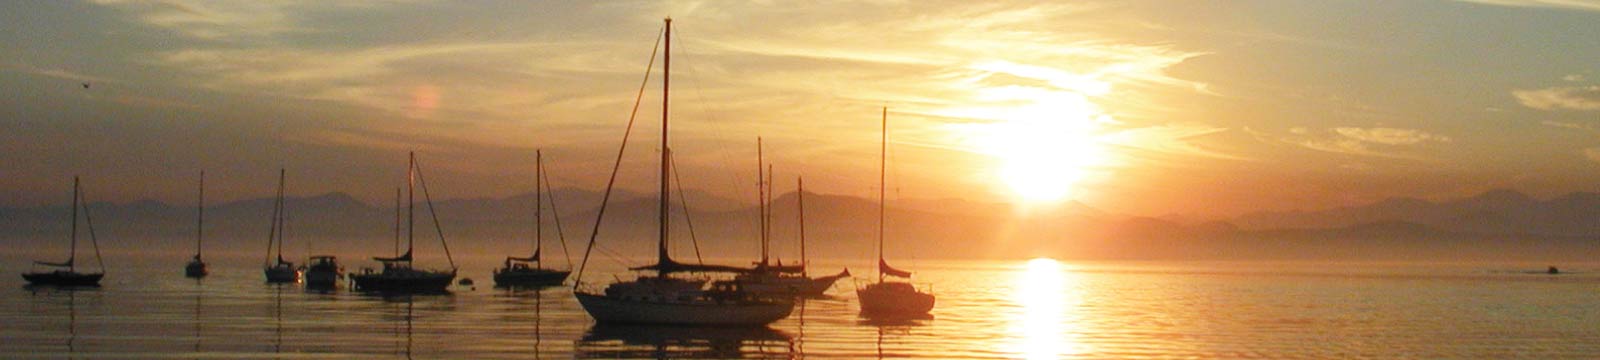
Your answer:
798;176;807;276
766;164;773;262
196;171;204;259
408;152;416;258
70;176;79;272
393;187;401;257
275;169;286;264
535;149;544;263
878;107;886;283
657;17;672;269
757;137;767;265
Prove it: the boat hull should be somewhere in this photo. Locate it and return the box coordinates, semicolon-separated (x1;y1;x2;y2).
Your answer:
264;266;299;283
575;292;794;326
493;269;570;287
351;271;454;293
185;261;207;278
304;269;340;288
857;282;934;315
23;271;104;286
741;274;846;297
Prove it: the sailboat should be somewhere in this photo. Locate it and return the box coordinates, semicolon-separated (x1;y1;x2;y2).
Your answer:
856;107;935;316
350;152;458;293
573;18;794;326
185;171;209;278
494;150;572;287
23;176;105;286
733;142;849;297
262;169;298;283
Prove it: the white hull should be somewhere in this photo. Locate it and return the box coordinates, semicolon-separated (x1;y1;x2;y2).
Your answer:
575;292;794;326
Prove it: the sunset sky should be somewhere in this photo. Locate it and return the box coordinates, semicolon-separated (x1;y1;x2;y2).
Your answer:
3;0;1598;219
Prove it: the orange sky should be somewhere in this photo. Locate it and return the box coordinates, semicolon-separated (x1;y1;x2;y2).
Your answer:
2;1;1599;219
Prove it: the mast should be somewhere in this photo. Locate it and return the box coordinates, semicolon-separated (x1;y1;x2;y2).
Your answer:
196;171;204;260
70;176;79;272
393;187;401;257
408;152;416;259
757;137;767;266
766;164;773;264
275;169;287;265
535;149;544;265
657;17;672;270
798;176;807;276
878;107;886;283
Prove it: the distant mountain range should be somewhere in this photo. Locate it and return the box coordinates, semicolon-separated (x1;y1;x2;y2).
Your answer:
2;188;1595;262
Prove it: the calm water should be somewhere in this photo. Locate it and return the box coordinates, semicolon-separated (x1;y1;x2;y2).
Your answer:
3;254;1599;359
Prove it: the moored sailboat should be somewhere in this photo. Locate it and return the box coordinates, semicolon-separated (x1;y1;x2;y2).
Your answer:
732;144;848;297
23;176;106;287
185;171;209;278
493;150;572;287
572;18;793;326
856;108;935;316
262;169;298;283
350;152;458;293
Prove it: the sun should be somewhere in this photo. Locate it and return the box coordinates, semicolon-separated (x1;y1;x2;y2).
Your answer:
973;102;1107;204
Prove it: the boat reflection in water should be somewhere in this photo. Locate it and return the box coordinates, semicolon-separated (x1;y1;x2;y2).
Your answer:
577;324;794;359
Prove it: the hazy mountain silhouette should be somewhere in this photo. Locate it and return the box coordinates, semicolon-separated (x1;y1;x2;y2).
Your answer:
1233;189;1600;237
3;187;1596;261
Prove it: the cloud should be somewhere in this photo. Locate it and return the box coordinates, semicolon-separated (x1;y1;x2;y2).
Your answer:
1541;120;1590;130
1457;0;1600;12
1513;86;1600;111
1333;127;1452;145
1276;127;1451;159
1;63;112;83
1586;147;1600;163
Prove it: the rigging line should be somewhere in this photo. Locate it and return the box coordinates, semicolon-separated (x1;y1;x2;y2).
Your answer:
412;156;456;270
675;25;751;204
266;171;284;266
78;183;105;272
573;25;664;290
537;156;575;269
669;152;705;265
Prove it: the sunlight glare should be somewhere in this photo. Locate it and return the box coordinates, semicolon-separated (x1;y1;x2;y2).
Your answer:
942;60;1114;205
1009;257;1074;360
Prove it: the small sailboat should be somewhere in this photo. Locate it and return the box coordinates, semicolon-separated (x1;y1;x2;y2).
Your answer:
350;152;458;293
263;169;298;283
185;171;209;278
573;18;793;326
732;142;848;297
856;108;935;316
23;176;105;287
493;150;572;287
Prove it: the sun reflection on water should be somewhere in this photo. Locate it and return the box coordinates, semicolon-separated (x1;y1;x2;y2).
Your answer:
1009;257;1078;359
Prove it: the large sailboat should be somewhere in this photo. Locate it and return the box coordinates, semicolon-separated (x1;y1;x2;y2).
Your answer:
350;152;458;293
493;150;572;287
185;171;209;278
23;176;105;287
856;108;935;316
263;169;299;283
573;18;794;326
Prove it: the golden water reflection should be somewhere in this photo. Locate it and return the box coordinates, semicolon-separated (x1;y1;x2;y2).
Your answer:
1009;258;1081;359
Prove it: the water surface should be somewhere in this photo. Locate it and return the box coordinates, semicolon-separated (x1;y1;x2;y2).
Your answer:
3;255;1598;358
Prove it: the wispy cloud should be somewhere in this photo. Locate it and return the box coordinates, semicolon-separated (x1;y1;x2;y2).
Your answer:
1;63;112;83
1514;85;1600;111
1457;0;1600;12
1274;127;1452;159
